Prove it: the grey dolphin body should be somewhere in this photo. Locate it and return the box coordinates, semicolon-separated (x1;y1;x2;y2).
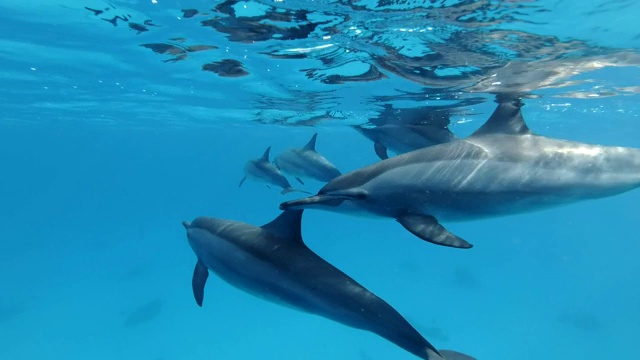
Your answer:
353;124;457;160
353;104;459;160
239;146;303;195
182;210;474;360
273;133;342;183
281;97;640;248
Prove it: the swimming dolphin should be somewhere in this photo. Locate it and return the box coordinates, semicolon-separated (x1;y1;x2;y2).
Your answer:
280;96;640;249
239;146;306;195
273;133;342;183
182;210;475;360
352;104;458;160
354;123;457;160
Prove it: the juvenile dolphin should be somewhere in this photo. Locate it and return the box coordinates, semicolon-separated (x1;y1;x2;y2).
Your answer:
239;146;305;195
182;210;474;360
274;133;342;183
281;96;640;249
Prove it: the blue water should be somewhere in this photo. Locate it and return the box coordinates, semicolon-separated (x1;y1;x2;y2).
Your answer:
1;1;639;359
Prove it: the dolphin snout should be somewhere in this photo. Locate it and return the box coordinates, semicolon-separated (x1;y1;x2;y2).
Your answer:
280;195;346;210
182;221;191;230
280;196;317;210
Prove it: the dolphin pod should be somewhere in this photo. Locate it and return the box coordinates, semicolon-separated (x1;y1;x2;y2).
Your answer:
238;146;309;195
187;95;638;357
183;210;475;360
239;134;340;194
280;95;640;248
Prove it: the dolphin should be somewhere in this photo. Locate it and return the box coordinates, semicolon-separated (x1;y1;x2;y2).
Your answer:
182;210;475;360
280;96;640;249
352;104;458;160
273;133;342;184
354;123;457;160
239;146;306;195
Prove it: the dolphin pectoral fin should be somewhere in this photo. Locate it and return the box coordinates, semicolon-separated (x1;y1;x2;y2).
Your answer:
396;214;473;249
374;142;389;160
238;176;247;188
295;177;305;185
192;260;209;307
439;349;476;360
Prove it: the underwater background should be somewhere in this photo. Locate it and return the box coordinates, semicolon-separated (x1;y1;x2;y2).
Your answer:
1;0;639;359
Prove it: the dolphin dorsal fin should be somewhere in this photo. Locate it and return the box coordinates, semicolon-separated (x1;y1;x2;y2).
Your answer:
470;96;531;137
259;146;272;162
303;133;318;151
261;210;304;243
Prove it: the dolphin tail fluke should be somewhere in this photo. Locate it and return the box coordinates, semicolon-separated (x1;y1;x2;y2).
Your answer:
438;349;476;360
238;176;247;188
424;348;476;360
192;260;209;307
281;187;312;195
396;214;473;249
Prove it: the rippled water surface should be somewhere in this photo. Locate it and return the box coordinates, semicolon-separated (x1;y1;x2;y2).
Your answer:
1;1;639;360
2;0;639;126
